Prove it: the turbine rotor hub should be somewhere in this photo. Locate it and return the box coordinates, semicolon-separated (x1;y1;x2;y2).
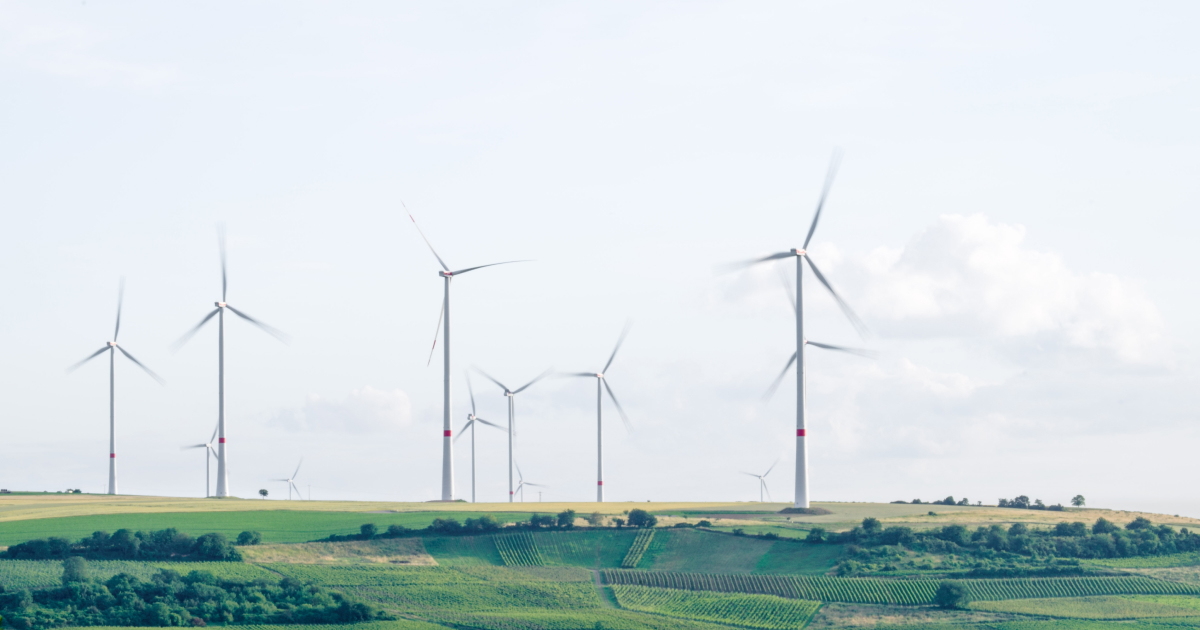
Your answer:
215;302;227;308
107;341;117;347
791;248;806;256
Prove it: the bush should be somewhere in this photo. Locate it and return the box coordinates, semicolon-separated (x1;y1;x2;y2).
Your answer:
385;524;411;537
61;557;88;583
359;523;379;539
557;510;577;529
935;580;970;609
627;509;657;528
805;527;826;543
696;520;712;527
235;531;262;546
862;518;882;534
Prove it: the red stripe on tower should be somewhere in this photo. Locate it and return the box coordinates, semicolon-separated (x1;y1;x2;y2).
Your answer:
597;481;604;486
110;453;116;458
444;430;452;437
797;429;806;437
219;438;226;443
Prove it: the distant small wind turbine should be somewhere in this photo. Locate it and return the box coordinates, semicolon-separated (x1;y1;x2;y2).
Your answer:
564;321;633;502
455;372;504;503
741;459;779;502
68;278;164;495
407;207;527;501
729;152;874;509
181;424;219;497
273;459;304;500
174;226;288;498
514;462;546;503
475;367;552;502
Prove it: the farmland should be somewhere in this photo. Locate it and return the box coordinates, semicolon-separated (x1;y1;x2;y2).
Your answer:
3;495;1200;630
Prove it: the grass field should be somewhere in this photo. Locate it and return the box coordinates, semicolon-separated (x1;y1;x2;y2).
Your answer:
241;538;436;565
1083;553;1200;569
971;595;1200;620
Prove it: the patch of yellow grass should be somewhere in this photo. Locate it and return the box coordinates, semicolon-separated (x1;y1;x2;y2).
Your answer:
241;538;437;565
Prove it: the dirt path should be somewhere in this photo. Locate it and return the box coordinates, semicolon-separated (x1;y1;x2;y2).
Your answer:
592;570;617;608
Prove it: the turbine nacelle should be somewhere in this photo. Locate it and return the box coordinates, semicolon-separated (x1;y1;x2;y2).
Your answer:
107;341;117;347
215;302;227;308
791;248;806;256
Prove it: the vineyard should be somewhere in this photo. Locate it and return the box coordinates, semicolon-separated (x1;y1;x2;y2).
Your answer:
611;584;821;629
600;571;1200;605
971;596;1200;620
622;529;655;568
420;609;742;630
495;532;545;566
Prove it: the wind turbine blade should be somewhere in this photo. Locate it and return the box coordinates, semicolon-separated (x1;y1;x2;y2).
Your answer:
181;444;208;450
210;424;219;444
467;371;477;416
475;418;504;430
426;300;445;367
292;458;303;480
740;471;760;477
449;260;531;276
404;204;451;272
113;277;125;342
172;308;220;352
807;340;877;359
226;305;290;343
560;372;597;377
602;320;632;374
291;480;302;499
218;224;228;302
270;478;290;482
513;368;554;394
524;482;548;488
602;380;633;432
117;346;165;385
802;150;843;250
719;252;793;273
763;352;798;402
763;480;773;503
473;367;510;393
777;266;797;314
68;346;111;372
804;256;869;338
454;420;473;443
515;461;524;482
763;457;781;477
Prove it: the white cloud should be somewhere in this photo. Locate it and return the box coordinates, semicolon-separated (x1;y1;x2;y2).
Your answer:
269;386;412;434
854;214;1164;362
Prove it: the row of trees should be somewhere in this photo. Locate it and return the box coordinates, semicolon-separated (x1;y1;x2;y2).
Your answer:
0;559;381;629
324;509;661;542
5;529;244;561
811;516;1198;560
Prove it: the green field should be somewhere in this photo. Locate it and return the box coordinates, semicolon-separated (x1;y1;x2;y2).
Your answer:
0;510;531;545
0;558;276;588
971;595;1200;620
612;584;822;629
1082;553;1200;569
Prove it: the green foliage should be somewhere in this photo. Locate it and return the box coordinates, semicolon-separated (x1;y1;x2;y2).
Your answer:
556;510;577;529
621;530;655;569
934;580;970;609
61;556;88;583
237;531;264;546
972;595;1200;619
1072;495;1087;507
611;585;821;629
805;528;826;543
495;533;544;566
627;509;657;529
6;529;240;561
600;570;1200;605
862;518;882;534
0;567;382;629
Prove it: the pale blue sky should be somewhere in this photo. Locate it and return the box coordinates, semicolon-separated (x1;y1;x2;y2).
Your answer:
2;2;1197;514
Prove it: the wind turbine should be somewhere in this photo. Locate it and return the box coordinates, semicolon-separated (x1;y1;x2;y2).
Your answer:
741;459;779;503
731;153;873;509
174;227;288;498
514;462;546;503
68;279;164;495
474;367;552;503
564;322;633;502
273;459;304;500
407;207;526;502
181;424;219;497
455;373;504;503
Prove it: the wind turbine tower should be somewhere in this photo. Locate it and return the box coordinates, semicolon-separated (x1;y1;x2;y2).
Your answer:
565;322;633;502
475;367;551;502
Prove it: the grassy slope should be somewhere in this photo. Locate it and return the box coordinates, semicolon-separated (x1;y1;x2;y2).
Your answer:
241;538;436;565
971;595;1200;620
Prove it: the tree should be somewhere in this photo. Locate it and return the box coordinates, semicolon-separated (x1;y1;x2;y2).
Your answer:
585;512;605;527
360;523;379;539
258;489;268;499
862;518;882;535
805;527;826;543
627;509;657;528
1072;495;1086;507
236;531;262;546
1093;517;1119;534
557;509;577;528
613;518;625;529
62;556;89;583
934;581;970;609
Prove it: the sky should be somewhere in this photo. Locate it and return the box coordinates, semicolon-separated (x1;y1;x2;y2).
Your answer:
2;1;1198;515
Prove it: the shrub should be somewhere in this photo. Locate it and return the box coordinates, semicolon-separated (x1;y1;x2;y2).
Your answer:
627;509;657;528
697;520;712;527
61;557;88;583
236;531;262;546
934;580;970;609
862;518;882;534
806;528;826;543
557;510;577;529
360;523;379;539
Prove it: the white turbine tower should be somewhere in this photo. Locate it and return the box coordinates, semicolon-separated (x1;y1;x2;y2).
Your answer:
732;153;872;509
407;208;525;502
514;462;546;503
564;322;633;502
474;367;551;503
741;459;779;503
455;373;504;503
273;459;304;500
68;278;164;495
174;227;288;498
181;424;219;497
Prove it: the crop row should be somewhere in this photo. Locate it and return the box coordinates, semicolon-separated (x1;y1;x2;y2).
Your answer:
495;532;544;567
349;581;603;611
621;530;655;569
422;608;741;630
612;585;821;629
600;571;1200;605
